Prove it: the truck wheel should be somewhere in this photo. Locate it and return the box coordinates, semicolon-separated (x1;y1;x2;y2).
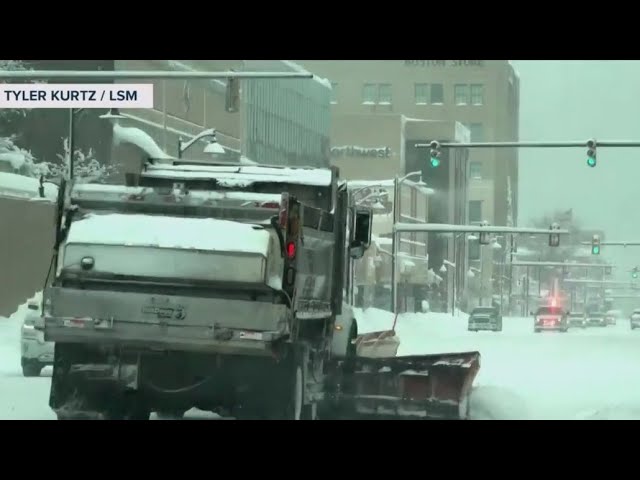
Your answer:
22;361;42;377
155;410;186;420
287;365;304;420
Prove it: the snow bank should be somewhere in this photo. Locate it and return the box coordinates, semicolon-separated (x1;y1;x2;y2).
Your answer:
0;172;58;200
66;213;272;256
113;123;173;160
0;152;27;170
353;308;471;356
144;164;333;187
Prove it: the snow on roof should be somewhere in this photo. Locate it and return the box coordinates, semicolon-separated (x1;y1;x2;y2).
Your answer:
72;183;282;205
113;123;173;160
0;172;58;200
347;179;395;189
67;213;272;256
143;164;333;187
281;61;332;90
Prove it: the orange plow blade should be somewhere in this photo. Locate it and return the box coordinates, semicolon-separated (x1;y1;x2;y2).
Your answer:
323;351;481;420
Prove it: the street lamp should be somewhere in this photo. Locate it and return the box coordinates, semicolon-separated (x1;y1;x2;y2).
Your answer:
391;171;428;314
178;128;224;159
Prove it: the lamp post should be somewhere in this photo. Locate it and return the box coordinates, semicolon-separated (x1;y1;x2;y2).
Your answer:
391;171;427;314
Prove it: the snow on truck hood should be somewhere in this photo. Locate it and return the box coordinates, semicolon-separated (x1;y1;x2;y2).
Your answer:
66;213;272;256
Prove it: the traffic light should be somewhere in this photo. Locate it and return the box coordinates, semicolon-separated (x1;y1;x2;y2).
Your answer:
591;234;601;255
429;140;441;168
633;267;639;279
548;222;560;247
586;139;597;167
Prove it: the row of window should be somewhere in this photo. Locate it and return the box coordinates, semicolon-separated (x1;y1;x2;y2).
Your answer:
244;79;331;167
329;82;485;106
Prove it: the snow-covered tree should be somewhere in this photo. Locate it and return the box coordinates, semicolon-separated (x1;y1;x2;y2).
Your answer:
0;136;38;175
36;137;117;184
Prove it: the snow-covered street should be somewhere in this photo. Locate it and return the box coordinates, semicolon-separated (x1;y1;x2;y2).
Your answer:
356;308;640;420
3;304;640;419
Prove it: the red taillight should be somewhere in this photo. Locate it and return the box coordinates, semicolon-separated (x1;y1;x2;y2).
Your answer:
286;242;296;259
259;201;280;209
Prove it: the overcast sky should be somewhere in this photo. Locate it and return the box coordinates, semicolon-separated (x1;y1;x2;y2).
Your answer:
512;60;640;274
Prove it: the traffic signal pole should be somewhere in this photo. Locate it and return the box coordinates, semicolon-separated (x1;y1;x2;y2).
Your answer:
416;141;640;149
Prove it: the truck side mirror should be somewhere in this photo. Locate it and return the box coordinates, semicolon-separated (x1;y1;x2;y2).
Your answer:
349;207;373;259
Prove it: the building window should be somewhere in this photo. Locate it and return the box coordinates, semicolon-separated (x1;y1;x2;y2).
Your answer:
331;82;338;104
470;161;482;179
362;83;377;104
470;84;484;105
454;84;469;105
363;83;392;105
469;123;484;142
378;83;392;104
469;200;482;223
430;83;444;104
415;83;429;104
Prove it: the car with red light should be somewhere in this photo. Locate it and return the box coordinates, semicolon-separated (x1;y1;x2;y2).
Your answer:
533;306;568;333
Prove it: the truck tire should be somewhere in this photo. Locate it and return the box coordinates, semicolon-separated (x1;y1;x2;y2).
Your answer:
155;410;186;420
279;348;314;420
22;360;42;377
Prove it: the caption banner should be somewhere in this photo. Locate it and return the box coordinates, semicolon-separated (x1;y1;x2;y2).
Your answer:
0;84;154;109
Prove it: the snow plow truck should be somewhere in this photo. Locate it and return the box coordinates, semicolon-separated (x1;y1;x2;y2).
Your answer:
41;159;480;420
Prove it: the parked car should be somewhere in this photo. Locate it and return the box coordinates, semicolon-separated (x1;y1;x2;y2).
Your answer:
20;293;54;377
468;306;503;332
605;309;622;325
630;309;640;330
586;311;607;327
568;311;587;329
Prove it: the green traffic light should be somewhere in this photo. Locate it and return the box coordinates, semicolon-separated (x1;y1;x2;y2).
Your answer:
587;156;596;167
430;157;440;168
592;246;600;255
633;273;638;279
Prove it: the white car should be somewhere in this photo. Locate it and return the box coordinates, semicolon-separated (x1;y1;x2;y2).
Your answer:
20;293;54;377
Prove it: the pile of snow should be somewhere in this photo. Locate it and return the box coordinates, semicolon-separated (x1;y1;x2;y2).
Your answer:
0;172;58;200
67;213;272;255
353;307;470;357
113;123;173;160
0;151;27;171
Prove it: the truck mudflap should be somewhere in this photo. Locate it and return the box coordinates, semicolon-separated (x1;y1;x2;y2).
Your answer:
324;351;480;420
